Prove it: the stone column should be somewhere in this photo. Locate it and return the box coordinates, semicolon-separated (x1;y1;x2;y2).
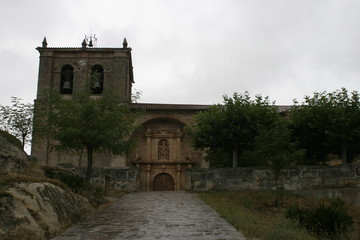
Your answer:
176;164;181;191
146;164;151;191
146;129;152;161
176;129;182;162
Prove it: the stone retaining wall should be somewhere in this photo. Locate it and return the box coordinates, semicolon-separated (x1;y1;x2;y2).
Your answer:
77;167;140;191
185;166;360;191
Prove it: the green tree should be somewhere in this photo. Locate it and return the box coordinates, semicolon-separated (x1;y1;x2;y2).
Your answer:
35;90;139;183
250;120;305;206
189;92;280;168
289;88;360;164
253;121;304;187
0;97;34;151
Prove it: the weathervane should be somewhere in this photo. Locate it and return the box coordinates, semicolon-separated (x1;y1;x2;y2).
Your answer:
84;32;97;48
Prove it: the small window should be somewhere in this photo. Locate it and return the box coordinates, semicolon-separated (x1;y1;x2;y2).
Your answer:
60;65;74;94
90;64;104;94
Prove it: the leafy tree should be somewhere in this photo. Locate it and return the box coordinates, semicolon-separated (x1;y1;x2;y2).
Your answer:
189;92;280;168
35;90;139;183
251;120;305;188
0;97;34;151
289;88;360;164
249;120;305;206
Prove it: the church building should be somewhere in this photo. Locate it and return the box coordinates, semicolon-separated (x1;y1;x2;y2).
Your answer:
31;37;209;191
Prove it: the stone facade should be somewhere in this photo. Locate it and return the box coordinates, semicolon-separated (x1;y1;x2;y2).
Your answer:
31;38;208;191
128;105;209;191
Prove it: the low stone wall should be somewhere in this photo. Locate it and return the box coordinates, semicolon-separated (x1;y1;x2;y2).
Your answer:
186;166;360;191
77;167;140;191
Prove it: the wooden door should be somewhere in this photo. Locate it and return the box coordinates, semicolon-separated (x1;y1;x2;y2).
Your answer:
153;173;174;191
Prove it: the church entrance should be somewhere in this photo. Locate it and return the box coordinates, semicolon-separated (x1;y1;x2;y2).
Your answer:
153;173;174;191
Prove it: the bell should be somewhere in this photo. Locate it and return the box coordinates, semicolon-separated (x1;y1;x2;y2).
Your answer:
88;39;93;47
93;81;101;89
62;81;72;91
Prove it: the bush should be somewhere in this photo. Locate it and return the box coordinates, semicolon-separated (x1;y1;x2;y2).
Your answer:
43;167;106;206
285;203;305;221
286;198;353;239
57;172;106;206
59;173;86;194
88;185;106;206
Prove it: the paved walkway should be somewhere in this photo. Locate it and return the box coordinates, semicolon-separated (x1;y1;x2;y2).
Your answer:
52;191;246;240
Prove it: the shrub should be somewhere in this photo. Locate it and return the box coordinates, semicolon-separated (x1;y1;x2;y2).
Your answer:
286;198;353;239
285;203;305;221
43;167;106;206
58;173;86;194
89;185;106;206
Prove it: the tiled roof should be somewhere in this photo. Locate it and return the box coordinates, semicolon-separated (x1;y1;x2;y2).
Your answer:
131;103;291;112
277;105;292;113
131;103;211;111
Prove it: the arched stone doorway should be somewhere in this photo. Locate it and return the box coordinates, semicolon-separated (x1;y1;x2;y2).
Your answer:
153;173;174;191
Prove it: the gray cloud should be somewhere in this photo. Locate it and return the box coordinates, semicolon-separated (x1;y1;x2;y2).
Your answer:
1;0;360;107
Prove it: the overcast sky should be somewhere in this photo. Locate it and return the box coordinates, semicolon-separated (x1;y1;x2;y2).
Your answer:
1;0;360;107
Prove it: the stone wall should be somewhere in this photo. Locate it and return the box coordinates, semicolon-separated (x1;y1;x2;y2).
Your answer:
186;166;360;191
77;167;140;191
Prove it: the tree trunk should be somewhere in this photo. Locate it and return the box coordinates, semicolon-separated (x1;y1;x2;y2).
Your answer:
78;148;84;167
21;133;26;151
232;144;238;168
341;143;348;164
85;146;94;183
274;178;279;208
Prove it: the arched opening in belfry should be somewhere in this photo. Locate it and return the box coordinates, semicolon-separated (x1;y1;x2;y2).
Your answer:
60;65;74;94
90;64;104;94
153;173;174;191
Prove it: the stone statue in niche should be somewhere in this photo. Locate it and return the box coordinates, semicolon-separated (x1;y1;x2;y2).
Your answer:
158;139;169;160
145;128;152;137
186;151;192;161
134;149;141;161
160;127;167;134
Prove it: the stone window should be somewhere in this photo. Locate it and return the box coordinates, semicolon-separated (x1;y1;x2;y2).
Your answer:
90;64;104;94
60;65;74;94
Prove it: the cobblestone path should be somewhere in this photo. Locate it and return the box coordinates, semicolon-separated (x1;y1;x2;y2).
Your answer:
52;191;246;240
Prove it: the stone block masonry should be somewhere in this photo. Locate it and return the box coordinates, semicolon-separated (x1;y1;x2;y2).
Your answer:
186;165;360;191
76;167;140;191
75;165;359;203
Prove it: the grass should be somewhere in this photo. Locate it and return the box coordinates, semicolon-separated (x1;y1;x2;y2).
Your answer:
199;190;360;240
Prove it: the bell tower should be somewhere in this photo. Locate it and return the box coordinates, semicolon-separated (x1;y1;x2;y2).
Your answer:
32;36;134;166
35;36;134;101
